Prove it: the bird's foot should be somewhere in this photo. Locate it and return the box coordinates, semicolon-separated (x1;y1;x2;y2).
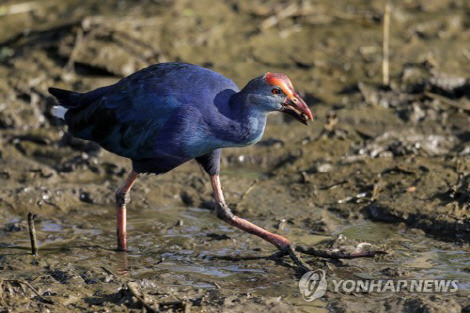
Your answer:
270;244;312;273
272;244;388;273
283;244;313;273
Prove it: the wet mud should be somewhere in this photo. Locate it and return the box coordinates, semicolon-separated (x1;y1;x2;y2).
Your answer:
0;0;469;312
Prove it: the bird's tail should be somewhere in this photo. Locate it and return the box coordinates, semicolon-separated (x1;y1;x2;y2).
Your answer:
49;87;81;106
51;106;68;119
49;87;82;120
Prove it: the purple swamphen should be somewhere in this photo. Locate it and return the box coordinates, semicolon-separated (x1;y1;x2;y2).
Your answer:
49;62;313;268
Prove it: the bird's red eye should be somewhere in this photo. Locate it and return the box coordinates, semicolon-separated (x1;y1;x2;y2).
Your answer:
272;88;282;95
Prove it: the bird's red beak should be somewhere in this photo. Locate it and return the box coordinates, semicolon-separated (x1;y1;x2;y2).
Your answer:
264;72;313;124
282;93;313;125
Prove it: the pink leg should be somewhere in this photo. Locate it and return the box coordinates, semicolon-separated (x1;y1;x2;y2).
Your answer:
210;175;311;270
210;175;291;251
115;170;139;251
210;175;386;270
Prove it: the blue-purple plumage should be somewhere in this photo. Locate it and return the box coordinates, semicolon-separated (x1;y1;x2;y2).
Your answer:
49;63;268;174
49;63;315;257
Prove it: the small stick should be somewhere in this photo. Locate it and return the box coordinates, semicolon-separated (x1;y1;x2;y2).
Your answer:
463;49;470;62
126;282;158;313
64;28;84;73
159;300;185;307
0;2;37;17
3;279;54;304
382;2;391;86
100;266;117;277
260;3;299;31
239;179;258;203
424;91;470;112
27;213;38;256
295;245;387;259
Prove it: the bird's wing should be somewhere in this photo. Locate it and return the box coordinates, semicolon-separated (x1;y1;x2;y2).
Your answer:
64;63;239;160
66;78;185;159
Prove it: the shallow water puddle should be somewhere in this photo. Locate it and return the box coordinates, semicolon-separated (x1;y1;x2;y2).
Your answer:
341;221;470;292
1;205;467;313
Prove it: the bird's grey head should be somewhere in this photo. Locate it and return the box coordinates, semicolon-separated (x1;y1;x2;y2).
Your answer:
240;73;313;125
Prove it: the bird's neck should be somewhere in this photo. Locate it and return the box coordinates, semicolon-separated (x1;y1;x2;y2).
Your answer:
224;92;267;146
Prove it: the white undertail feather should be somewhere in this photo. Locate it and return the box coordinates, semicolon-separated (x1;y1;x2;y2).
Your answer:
52;106;68;119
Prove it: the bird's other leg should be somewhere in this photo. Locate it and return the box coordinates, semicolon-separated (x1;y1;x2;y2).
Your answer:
115;170;139;251
210;175;310;270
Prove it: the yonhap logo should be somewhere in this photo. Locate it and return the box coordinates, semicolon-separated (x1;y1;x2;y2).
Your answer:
298;269;459;301
298;269;327;301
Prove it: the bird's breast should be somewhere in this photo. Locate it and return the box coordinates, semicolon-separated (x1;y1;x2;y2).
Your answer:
237;116;265;146
179;115;266;158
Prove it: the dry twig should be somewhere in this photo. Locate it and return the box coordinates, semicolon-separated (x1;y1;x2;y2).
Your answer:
0;2;37;17
64;28;84;73
27;212;38;256
126;282;158;313
3;280;54;304
295;245;387;259
239;179;258;203
424;91;470;112
382;2;391;86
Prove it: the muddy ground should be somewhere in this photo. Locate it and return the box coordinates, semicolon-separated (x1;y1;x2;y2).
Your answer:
0;0;469;312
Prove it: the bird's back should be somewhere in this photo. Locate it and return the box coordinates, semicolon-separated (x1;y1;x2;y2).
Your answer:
50;63;239;163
